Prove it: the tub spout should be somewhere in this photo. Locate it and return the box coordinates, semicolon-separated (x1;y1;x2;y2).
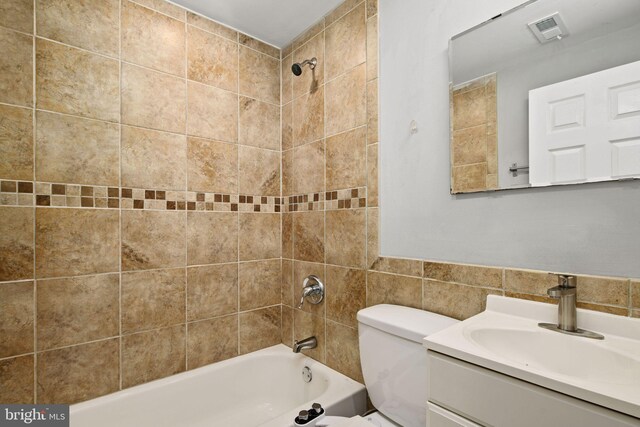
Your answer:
293;336;317;353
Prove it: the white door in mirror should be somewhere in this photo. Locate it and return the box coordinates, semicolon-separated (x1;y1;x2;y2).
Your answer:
529;59;640;186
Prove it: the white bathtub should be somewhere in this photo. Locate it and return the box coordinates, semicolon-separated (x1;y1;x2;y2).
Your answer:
70;344;366;427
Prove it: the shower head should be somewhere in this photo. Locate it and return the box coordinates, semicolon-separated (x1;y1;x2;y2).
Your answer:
292;58;317;76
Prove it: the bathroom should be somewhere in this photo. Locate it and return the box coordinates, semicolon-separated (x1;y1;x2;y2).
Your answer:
0;0;639;425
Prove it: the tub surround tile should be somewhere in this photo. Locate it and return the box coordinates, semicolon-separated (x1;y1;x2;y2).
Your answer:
281;55;293;105
238;146;280;196
293;211;325;263
36;111;120;186
122;268;185;334
239;259;281;310
187;81;238;142
293;87;324;146
282;102;293;151
424;261;503;289
239;97;280;150
187;264;238;321
239;213;281;261
366;80;378;143
423;279;501;321
0;27;33;108
326;64;366;136
452;163;487;193
326;321;363;382
367;144;378;206
293;309;325;363
187;137;238;194
326;266;365;328
366;16;378;80
294;140;325;194
0;355;34;404
37;274;119;350
239;306;281;354
326;209;366;269
326;127;366;190
36;38;118;121
0;0;34;34
452;87;487;130
324;0;361;27
291;20;324;52
131;0;185;21
370;257;423;277
325;3;366;80
122;325;186;388
187;315;238;369
187;212;238;265
282;149;294;196
36;0;119;57
186;12;237;41
239;46;280;105
293;33;324;100
281;305;294;347
367;208;379;268
0;207;34;281
187;25;238;91
0;281;34;358
121;210;185;271
37;339;120;404
367;271;422;309
282;213;294;260
239;34;279;59
0;104;33;181
282;259;294;307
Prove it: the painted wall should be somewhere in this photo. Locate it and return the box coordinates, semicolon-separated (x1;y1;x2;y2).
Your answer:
379;0;640;277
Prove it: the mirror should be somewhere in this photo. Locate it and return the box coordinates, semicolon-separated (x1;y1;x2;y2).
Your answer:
449;0;640;194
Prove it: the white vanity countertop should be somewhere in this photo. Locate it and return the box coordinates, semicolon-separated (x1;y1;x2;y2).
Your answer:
423;296;640;419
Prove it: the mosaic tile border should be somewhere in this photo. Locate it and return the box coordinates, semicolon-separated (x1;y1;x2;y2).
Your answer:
285;187;367;212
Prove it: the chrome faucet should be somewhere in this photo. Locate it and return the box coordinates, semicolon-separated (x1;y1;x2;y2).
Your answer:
293;336;317;353
298;275;324;309
538;274;604;340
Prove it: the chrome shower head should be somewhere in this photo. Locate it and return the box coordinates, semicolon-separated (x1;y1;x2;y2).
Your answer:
292;57;317;76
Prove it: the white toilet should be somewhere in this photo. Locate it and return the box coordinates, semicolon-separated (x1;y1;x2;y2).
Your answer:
319;304;459;427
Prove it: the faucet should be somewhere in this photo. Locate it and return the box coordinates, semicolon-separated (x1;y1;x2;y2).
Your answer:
538;274;604;340
293;336;317;353
298;275;324;309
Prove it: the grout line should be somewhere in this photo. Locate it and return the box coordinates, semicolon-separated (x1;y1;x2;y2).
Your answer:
118;0;123;392
236;40;241;357
32;0;37;403
183;14;189;373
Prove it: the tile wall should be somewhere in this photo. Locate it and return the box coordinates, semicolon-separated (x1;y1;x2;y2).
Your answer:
0;0;282;404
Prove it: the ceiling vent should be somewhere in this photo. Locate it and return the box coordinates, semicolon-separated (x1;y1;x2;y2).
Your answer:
528;12;569;43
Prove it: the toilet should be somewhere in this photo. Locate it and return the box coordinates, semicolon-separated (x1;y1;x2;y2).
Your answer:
319;304;459;427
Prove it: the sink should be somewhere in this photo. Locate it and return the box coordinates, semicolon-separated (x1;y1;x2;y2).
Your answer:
465;326;640;385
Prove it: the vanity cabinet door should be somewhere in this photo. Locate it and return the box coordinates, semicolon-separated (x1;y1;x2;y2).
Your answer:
427;403;482;427
427;351;639;427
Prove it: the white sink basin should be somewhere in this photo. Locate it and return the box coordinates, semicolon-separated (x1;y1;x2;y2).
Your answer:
424;296;640;418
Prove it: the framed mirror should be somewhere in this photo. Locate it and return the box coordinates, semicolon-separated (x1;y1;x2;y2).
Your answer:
449;0;640;194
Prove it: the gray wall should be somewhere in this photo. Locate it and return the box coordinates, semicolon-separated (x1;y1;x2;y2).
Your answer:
379;0;640;277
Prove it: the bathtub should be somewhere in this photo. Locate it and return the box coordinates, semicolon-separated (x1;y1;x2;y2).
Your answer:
70;344;366;427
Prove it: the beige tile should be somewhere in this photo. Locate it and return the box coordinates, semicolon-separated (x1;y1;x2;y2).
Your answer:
325;3;366;80
130;0;185;21
187;264;238;321
0;281;33;358
504;291;555;306
239;259;281;310
452;87;487;131
122;0;185;76
633;309;640;318
326;209;366;268
293;309;324;362
367;143;378;206
367;0;378;17
293;261;325;317
0;27;32;107
367;207;379;268
187;25;237;91
36;208;118;278
326;64;366;136
238;146;280;196
122;325;185;388
452;163;487;193
0;0;33;34
367;271;422;309
36;111;119;186
576;302;628;317
326;321;363;382
282;55;293;105
293;211;324;263
294;139;325;194
121;210;186;271
423;279;500;320
36;38;118;120
504;268;558;295
239;34;279;58
293;86;324;145
0;355;34;404
371;257;423;277
326;126;366;190
37;274;118;351
37;339;119;404
282;258;294;307
0;207;33;282
282;102;293;151
121;63;185;133
187;315;238;369
632;281;640;309
292;20;324;51
239;46;280;105
424;261;503;288
121;126;186;190
239;97;280;150
187;81;238;142
281;305;293;347
487;133;498;174
366;16;378;80
187;137;237;193
239;306;281;354
293;33;324;99
0;105;33;180
326;266;365;328
576;275;629;306
452;125;487;166
282;213;294;259
187;212;238;265
324;0;361;27
122;268;185;334
239;213;280;261
282;149;294;196
187;12;236;41
367;79;378;143
37;0;119;57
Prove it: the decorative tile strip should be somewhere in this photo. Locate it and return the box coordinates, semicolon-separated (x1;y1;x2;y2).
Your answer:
34;182;120;209
0;180;34;206
285;187;367;212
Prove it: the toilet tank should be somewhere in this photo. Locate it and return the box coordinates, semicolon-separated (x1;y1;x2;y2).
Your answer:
357;305;458;427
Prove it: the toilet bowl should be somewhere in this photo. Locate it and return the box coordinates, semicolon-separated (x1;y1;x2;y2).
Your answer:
321;304;459;427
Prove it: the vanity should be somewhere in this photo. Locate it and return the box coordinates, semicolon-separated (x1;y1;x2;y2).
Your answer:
423;296;640;426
